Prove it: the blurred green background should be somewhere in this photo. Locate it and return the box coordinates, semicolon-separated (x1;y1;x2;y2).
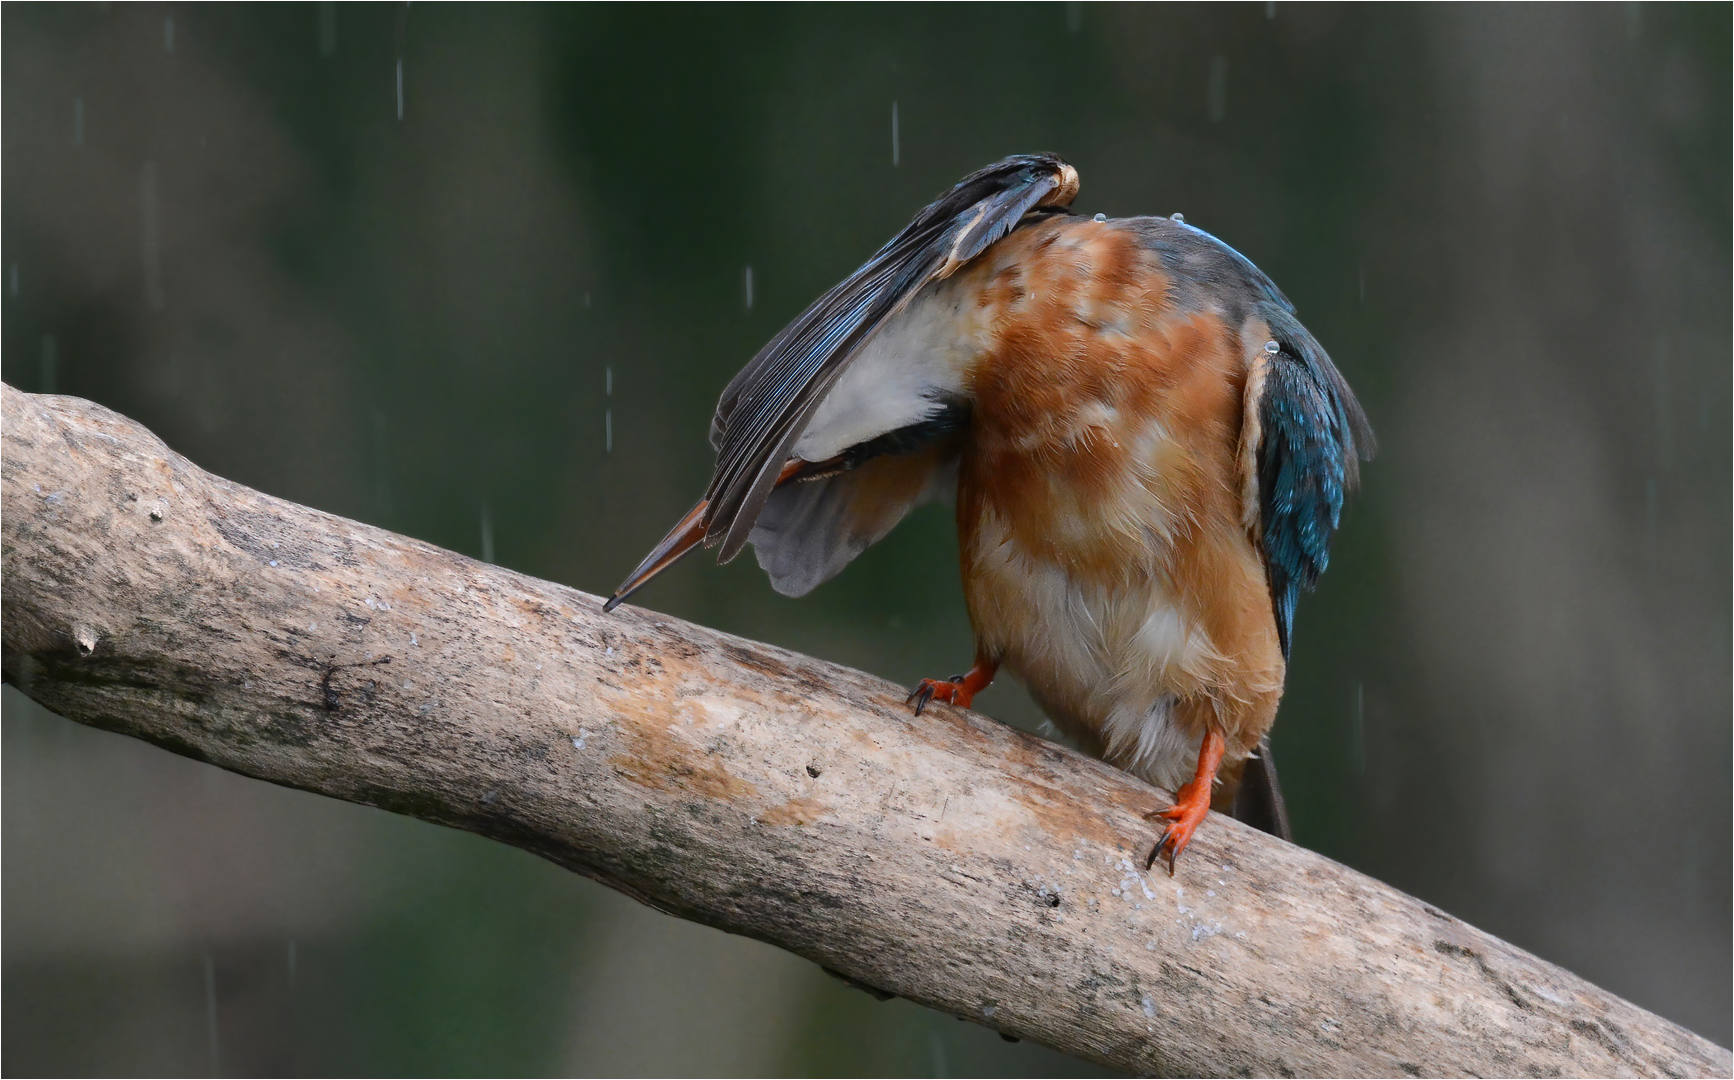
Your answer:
3;3;1728;1075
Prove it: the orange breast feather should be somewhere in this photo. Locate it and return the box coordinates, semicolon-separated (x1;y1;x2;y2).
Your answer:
953;217;1284;791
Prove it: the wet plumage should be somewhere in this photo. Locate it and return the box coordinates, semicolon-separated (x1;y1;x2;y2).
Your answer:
607;154;1372;870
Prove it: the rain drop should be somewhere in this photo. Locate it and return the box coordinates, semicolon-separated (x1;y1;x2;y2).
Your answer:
372;410;393;523
1170;212;1185;224
141;162;165;311
1353;682;1365;774
1644;477;1658;555
1208;55;1228;123
203;953;221;1075
318;2;337;56
39;334;56;394
1093;213;1107;223
1264;340;1280;354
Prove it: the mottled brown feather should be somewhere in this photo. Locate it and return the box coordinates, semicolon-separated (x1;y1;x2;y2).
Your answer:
953;217;1284;792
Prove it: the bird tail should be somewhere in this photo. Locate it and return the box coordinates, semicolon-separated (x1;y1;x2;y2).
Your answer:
605;457;857;612
1229;736;1292;841
603;498;709;612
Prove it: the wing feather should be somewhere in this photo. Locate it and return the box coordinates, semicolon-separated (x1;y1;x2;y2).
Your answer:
702;153;1079;561
1256;314;1375;658
749;441;959;597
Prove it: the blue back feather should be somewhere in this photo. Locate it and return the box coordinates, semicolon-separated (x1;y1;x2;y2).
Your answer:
1134;216;1373;658
1256;306;1372;658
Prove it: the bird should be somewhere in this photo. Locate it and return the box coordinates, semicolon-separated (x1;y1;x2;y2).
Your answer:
604;153;1372;872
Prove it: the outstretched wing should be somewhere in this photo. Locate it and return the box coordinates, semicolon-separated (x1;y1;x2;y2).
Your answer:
703;153;1079;562
1255;311;1375;658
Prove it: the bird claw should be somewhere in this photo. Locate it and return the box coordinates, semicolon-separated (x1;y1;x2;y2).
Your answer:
1146;832;1174;875
905;659;996;717
1142;781;1210;875
906;676;971;716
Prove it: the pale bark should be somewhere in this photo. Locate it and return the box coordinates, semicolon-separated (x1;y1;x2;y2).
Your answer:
1;382;1725;1078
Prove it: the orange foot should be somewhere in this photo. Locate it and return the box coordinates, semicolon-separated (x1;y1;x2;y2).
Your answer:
906;657;998;716
1145;729;1226;875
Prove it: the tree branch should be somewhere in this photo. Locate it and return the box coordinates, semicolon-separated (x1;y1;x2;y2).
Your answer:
1;383;1724;1078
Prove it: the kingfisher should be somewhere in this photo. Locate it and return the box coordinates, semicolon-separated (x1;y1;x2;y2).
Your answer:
605;154;1372;872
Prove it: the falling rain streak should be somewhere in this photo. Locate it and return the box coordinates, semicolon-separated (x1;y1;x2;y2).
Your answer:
396;59;404;120
480;501;495;563
1653;336;1672;471
744;265;754;311
141;162;166;311
203;953;221;1076
891;101;900;167
40;335;57;394
8;264;17;297
1066;2;1082;32
318;2;337;57
164;18;175;53
1644;477;1658;564
605;365;613;454
371;410;393;522
1352;682;1365;775
72;97;84;145
1208;56;1229;124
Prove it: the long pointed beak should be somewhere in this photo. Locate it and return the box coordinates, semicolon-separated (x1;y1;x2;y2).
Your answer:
602;498;709;612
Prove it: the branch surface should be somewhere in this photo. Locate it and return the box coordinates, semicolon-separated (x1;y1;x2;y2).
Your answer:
2;383;1725;1078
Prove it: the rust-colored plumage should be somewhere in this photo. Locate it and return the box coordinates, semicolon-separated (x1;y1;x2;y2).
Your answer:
608;155;1371;871
954;219;1285;825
